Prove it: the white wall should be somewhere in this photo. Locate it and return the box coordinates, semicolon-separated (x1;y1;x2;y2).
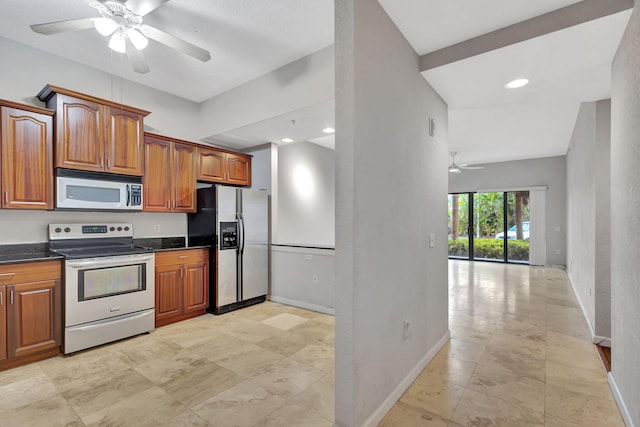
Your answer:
336;0;449;425
566;100;612;342
199;45;335;139
610;2;640;425
271;246;335;313
449;156;568;266
277;141;335;246
0;210;186;244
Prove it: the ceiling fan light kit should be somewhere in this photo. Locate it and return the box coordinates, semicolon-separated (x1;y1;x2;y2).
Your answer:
30;0;211;74
448;151;484;173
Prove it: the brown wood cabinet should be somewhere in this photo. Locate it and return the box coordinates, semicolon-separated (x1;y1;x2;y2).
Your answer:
197;147;252;186
154;249;208;327
0;260;62;371
143;133;196;213
37;85;150;176
0;101;54;210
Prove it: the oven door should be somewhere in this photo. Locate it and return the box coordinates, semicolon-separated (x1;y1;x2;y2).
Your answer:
65;253;154;327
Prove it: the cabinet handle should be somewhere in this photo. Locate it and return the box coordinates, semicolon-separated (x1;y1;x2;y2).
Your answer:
10;290;14;304
178;255;188;259
180;268;183;278
107;158;111;169
0;291;2;306
100;157;104;167
3;192;7;204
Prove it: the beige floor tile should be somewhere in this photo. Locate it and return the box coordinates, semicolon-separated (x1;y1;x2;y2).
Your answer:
0;373;60;414
63;368;154;420
250;357;327;398
111;336;182;366
545;360;610;397
288;343;335;373
450;388;544;426
379;401;459;427
192;379;289;427
256;319;331;356
0;394;83;427
286;371;335;423
208;341;284;377
421;353;477;387
449;324;492;345
83;386;187;426
399;374;465;418
467;362;545;413
261;312;311;330
440;338;486;363
487;331;546;359
0;362;44;387
254;398;333;427
219;318;281;343
545;382;624;426
477;344;546;382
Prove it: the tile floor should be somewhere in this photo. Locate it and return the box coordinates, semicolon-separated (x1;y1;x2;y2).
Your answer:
0;303;335;427
380;261;623;426
0;261;623;426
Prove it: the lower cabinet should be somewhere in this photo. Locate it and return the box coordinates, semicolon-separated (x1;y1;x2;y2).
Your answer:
155;249;209;327
0;260;62;371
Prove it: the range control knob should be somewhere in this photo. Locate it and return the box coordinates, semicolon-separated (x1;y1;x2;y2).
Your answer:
117;227;123;231
64;227;71;233
54;227;62;233
124;226;130;231
110;227;115;231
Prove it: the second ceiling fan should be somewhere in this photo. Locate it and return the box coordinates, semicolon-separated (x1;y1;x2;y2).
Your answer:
448;151;484;174
30;0;211;74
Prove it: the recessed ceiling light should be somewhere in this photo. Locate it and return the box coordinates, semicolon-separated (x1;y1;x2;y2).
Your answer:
322;127;335;134
505;78;529;89
282;138;294;143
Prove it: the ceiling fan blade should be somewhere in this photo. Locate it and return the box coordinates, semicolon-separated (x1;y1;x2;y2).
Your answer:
125;39;151;74
460;166;484;170
139;24;211;62
125;0;169;16
30;18;96;35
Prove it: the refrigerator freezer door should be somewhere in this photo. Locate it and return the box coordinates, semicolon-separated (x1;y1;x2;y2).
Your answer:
216;185;240;307
217;247;237;307
240;189;268;300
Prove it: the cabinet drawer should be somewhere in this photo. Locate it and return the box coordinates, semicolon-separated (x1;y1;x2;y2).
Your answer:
155;249;208;266
0;261;62;285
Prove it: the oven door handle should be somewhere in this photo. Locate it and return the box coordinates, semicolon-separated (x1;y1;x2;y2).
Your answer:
66;255;154;269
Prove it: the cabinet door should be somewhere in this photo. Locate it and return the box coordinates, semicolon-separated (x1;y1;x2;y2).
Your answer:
7;280;60;359
172;143;196;212
225;153;252;186
183;262;208;313
155;265;182;323
143;136;172;212
105;107;144;176
55;95;104;171
1;107;53;209
197;147;226;182
0;286;6;361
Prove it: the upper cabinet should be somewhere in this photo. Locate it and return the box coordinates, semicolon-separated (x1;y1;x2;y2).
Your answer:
0;100;54;210
37;85;150;176
143;133;196;213
197;147;251;186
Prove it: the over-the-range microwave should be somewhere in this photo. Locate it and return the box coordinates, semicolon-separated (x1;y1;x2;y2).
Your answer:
56;169;143;211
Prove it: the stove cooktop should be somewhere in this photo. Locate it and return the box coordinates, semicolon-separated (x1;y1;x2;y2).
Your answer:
50;244;153;260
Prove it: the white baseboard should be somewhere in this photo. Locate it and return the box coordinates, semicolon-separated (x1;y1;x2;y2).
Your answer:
360;330;451;427
269;295;335;315
566;275;596;338
608;372;636;427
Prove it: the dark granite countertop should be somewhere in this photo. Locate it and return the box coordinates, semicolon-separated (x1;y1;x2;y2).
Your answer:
0;243;63;265
134;237;211;252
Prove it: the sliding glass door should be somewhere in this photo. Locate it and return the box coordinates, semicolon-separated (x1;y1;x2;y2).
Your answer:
448;190;530;264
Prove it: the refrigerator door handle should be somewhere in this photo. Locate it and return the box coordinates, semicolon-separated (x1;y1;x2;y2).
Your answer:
239;213;246;254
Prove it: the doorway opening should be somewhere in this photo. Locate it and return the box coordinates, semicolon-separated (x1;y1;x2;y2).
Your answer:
448;191;530;264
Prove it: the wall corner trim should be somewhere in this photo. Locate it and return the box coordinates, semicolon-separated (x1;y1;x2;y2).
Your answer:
360;330;451;427
609;372;637;427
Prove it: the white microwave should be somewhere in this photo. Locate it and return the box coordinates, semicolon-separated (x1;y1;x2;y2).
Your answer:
56;170;143;211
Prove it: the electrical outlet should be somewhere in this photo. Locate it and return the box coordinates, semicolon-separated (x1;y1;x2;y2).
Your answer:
403;319;411;341
305;255;313;260
153;224;160;233
312;275;318;283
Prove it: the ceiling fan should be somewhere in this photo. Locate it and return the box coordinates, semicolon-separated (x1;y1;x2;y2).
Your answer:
29;0;211;74
448;151;484;173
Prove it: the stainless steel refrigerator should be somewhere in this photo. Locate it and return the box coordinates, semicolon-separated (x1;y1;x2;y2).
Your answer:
188;185;268;314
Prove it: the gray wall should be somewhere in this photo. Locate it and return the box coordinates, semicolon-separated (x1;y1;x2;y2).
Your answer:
336;0;449;425
277;142;335;246
449;156;567;266
611;2;640;425
566;100;611;341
